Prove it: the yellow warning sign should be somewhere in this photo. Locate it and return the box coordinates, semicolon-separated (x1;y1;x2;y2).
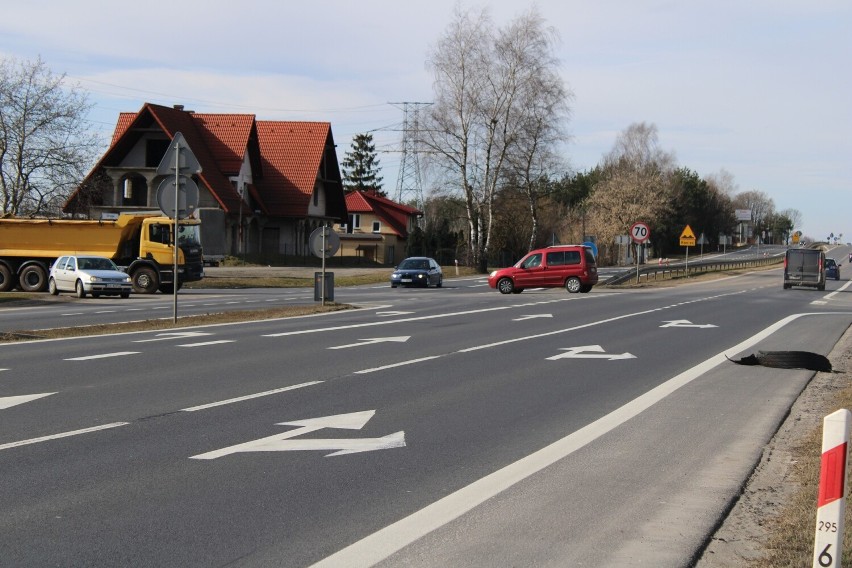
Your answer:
680;225;696;247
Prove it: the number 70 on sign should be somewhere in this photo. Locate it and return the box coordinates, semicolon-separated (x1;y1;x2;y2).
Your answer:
630;222;650;244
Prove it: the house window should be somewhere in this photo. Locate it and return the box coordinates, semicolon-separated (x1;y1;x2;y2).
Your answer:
145;139;170;167
372;221;381;233
349;214;361;230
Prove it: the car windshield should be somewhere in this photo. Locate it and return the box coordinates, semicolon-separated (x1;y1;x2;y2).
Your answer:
826;259;836;267
399;259;429;270
78;258;117;271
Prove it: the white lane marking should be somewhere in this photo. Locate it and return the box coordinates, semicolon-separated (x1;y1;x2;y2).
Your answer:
823;279;852;300
64;352;140;361
328;336;410;350
263;297;593;338
0;392;55;410
181;381;323;411
177;340;236;348
134;331;213;343
0;422;129;452
354;356;442;375
309;312;843;568
61;312;85;316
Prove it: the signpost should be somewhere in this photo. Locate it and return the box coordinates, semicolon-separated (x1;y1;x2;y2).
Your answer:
155;132;202;323
309;225;341;305
680;225;696;277
630;222;650;283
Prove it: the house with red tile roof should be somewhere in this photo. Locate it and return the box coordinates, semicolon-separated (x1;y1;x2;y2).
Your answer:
65;103;347;260
335;189;422;265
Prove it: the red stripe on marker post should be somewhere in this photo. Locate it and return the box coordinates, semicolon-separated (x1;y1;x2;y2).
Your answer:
814;409;851;568
819;442;848;508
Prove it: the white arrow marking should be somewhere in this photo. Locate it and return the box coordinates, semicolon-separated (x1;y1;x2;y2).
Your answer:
328;336;411;350
190;410;406;459
376;311;414;316
512;314;554;321
547;345;636;361
660;320;718;328
0;392;55;410
177;340;236;348
134;331;213;343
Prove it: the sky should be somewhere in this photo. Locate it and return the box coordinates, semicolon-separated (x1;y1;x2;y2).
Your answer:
1;0;849;242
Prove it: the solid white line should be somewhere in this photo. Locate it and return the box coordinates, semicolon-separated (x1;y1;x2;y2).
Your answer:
354;356;442;375
0;422;129;452
64;351;140;361
309;312;842;568
176;340;236;348
180;381;323;411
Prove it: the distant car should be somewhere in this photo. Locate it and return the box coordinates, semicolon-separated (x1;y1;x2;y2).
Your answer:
825;258;840;280
390;257;443;288
488;245;598;294
48;255;132;298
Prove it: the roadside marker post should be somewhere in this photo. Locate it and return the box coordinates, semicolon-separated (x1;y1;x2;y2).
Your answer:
814;409;851;568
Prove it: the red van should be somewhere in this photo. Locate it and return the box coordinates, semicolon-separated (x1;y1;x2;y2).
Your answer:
488;245;598;294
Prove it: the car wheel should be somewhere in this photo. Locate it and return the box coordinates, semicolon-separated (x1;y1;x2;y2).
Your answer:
497;277;514;294
391;283;398;288
437;277;442;288
120;290;130;299
132;267;159;294
19;264;48;292
565;277;582;293
48;278;59;296
75;280;86;298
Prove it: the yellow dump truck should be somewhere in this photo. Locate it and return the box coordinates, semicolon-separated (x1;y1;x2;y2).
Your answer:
0;213;204;294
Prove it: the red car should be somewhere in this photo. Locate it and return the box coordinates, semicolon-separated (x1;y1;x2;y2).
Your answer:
488;245;598;294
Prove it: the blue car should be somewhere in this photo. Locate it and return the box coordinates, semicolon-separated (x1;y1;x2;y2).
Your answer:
390;257;443;288
825;258;840;280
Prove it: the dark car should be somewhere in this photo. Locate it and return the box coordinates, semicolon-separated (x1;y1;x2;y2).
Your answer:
783;248;825;290
390;257;443;288
825;258;840;280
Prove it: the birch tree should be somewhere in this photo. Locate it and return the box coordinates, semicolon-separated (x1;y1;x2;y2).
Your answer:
421;6;570;272
0;56;97;216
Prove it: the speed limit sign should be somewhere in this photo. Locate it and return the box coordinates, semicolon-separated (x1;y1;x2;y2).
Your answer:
630;222;650;244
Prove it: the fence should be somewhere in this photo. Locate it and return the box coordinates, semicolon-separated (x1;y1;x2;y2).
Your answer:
605;254;784;286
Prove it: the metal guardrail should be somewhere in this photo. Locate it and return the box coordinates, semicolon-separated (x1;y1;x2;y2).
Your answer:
604;254;784;286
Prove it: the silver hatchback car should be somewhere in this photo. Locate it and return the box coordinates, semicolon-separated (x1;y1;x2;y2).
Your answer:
48;255;132;298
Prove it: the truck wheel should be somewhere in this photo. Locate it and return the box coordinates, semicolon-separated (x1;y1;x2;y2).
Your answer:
132;267;159;294
75;280;86;298
0;264;14;292
19;264;48;292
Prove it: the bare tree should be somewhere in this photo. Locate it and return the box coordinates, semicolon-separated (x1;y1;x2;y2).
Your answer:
421;6;571;272
586;122;675;261
0;56;98;217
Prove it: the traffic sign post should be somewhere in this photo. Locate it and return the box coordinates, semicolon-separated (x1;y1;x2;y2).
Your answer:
309;225;341;306
630;222;650;283
680;225;696;278
155;132;202;323
813;409;851;568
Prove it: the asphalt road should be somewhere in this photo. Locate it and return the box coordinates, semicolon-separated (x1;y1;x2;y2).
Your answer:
1;258;851;567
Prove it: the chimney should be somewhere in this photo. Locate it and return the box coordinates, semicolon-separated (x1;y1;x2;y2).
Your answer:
173;104;185;111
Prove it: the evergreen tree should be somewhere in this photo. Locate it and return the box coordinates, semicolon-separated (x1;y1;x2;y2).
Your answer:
341;133;384;194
